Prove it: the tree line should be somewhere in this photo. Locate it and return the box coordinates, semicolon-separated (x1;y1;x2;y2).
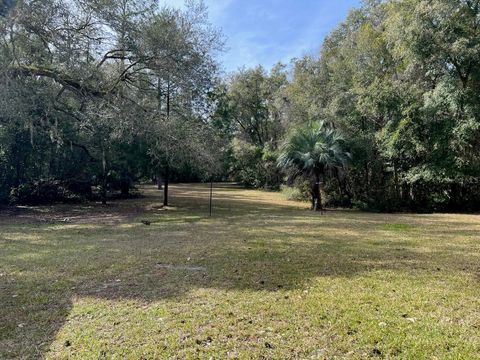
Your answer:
1;0;479;212
0;0;223;206
218;0;480;212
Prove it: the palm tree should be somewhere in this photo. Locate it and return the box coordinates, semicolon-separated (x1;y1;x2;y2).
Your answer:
278;121;350;211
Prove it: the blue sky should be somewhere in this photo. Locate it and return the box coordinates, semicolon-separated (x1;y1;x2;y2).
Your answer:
164;0;361;73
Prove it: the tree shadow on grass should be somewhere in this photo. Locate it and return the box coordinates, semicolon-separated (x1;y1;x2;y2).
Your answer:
1;184;479;358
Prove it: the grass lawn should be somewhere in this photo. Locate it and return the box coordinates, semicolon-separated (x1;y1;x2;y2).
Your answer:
1;184;479;359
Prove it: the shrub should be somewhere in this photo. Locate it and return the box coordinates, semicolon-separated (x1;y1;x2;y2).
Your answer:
281;185;304;201
9;179;85;205
230;139;283;189
280;180;309;201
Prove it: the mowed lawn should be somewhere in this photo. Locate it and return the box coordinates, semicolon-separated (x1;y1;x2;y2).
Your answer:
1;184;479;359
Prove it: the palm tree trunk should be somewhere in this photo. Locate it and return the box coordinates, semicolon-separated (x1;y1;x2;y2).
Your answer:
311;172;321;211
318;171;326;210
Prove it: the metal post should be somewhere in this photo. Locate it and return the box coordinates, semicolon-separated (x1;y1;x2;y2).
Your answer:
209;180;213;217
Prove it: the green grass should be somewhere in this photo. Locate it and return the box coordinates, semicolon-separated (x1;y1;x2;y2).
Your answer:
1;184;479;359
381;223;416;231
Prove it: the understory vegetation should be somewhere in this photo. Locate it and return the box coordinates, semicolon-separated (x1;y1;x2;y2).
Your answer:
1;0;479;212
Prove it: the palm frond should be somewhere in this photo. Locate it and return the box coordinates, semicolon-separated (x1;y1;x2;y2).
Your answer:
278;120;350;175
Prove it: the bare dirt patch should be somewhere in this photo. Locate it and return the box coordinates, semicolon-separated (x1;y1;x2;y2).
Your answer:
0;197;150;226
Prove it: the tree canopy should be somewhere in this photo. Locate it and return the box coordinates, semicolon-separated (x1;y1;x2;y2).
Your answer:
216;0;480;212
1;0;479;212
0;0;224;205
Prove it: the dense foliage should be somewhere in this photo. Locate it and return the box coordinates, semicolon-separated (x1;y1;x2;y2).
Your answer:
1;0;479;212
219;0;480;212
0;0;224;205
278;121;350;210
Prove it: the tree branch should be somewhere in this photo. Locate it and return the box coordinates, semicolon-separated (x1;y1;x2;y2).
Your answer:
7;65;107;97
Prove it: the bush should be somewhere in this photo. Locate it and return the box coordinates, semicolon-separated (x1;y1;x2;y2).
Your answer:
9;179;85;205
281;185;305;201
64;178;93;197
230;139;282;189
230;139;264;187
326;194;352;208
280;180;309;201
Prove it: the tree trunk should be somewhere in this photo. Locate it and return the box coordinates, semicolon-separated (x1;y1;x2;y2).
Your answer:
364;161;370;198
335;169;343;198
319;172;326;210
157;173;163;190
120;172;130;196
310;172;322;211
14;152;21;187
101;148;107;205
120;182;129;196
393;162;400;200
449;183;459;211
162;77;171;205
163;165;169;207
166;77;170;118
